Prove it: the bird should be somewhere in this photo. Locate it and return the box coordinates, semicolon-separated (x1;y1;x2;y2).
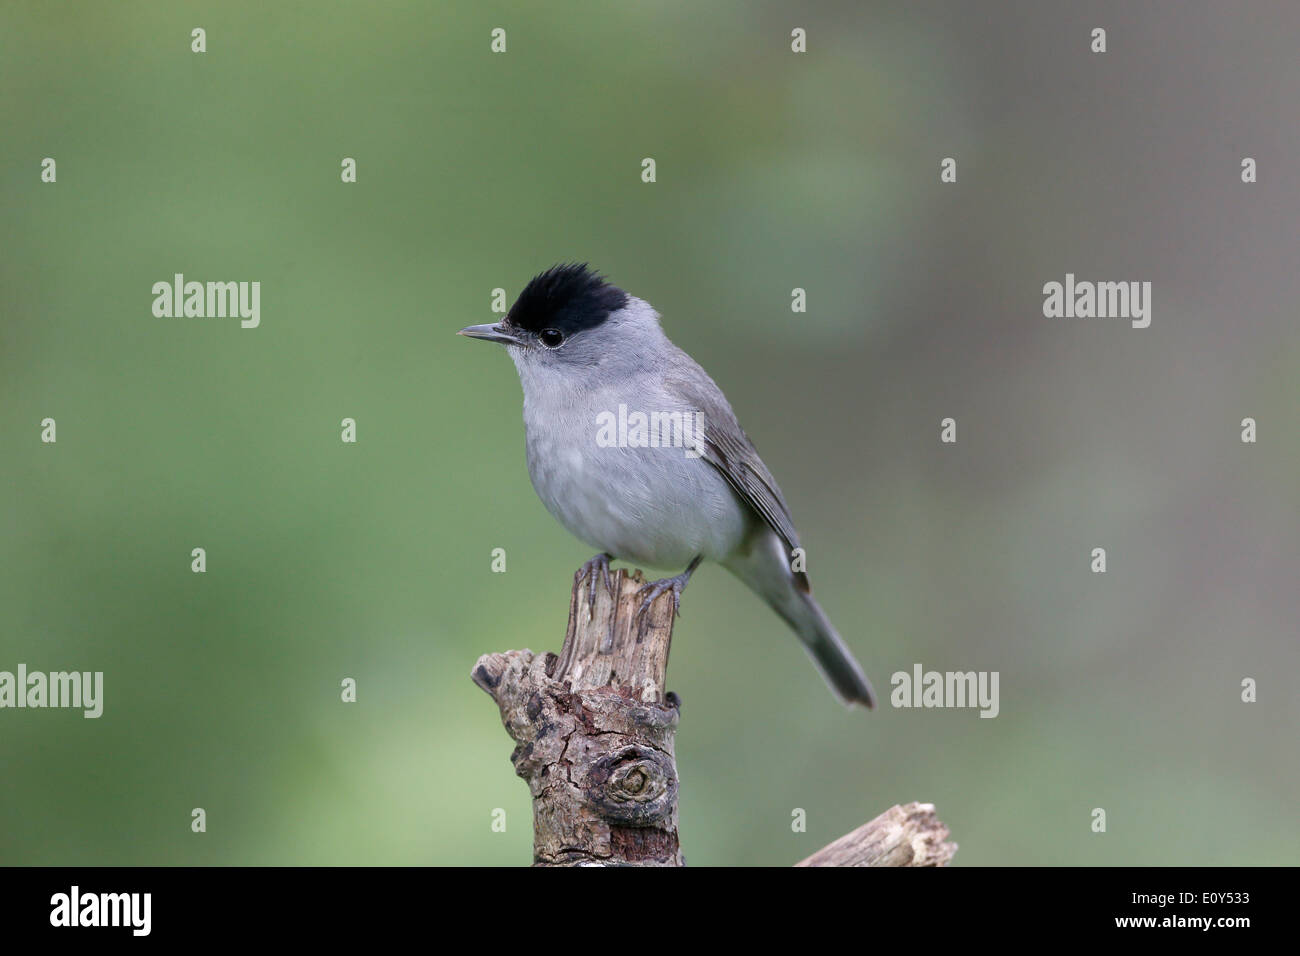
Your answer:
459;263;876;708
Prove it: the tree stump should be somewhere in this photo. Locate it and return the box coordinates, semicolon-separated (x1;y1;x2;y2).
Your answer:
472;564;956;867
472;567;682;866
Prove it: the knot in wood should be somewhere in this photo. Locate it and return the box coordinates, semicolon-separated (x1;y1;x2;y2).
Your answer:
583;745;677;825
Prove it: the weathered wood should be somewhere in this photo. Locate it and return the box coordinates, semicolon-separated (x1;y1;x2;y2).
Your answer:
472;567;683;866
473;564;957;867
796;802;958;867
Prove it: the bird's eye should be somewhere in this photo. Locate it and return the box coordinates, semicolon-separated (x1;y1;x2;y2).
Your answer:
539;328;564;348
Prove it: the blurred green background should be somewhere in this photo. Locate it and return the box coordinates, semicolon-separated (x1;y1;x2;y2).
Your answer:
3;1;1298;866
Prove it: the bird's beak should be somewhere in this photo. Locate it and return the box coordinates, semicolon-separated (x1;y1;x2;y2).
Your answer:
458;322;523;346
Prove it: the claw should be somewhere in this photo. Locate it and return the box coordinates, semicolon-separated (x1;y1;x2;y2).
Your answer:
636;577;684;621
575;553;615;620
634;556;703;628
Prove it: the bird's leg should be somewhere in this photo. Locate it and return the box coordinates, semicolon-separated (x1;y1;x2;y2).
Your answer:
636;555;704;622
575;552;615;620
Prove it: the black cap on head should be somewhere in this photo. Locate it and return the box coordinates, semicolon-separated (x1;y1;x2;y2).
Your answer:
505;263;629;337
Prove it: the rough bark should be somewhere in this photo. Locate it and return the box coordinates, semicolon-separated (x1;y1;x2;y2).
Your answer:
472;564;956;867
472;567;682;866
796;802;958;867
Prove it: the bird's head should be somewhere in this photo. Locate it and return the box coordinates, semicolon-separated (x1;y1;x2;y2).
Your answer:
459;264;663;382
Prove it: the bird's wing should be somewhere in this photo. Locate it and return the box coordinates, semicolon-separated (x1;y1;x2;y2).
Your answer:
664;358;804;560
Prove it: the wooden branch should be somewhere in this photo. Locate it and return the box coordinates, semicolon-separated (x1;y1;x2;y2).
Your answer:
796;802;958;867
472;564;957;867
472;567;682;866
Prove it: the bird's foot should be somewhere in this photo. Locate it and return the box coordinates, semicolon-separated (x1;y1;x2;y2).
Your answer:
575;552;615;620
636;574;686;621
635;556;703;625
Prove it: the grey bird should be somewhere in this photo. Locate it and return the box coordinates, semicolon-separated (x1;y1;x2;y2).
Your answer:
459;264;876;708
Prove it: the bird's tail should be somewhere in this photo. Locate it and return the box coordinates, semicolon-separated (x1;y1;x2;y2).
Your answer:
723;532;876;709
779;589;877;709
785;587;878;707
